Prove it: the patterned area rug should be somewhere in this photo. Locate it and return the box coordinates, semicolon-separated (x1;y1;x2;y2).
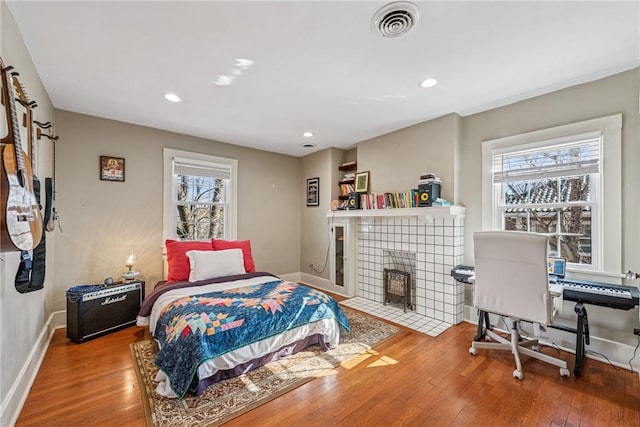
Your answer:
131;308;400;427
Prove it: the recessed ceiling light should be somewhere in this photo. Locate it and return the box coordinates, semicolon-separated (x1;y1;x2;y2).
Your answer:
214;75;234;86
162;92;182;102
301;143;316;149
235;58;254;68
420;78;438;88
303;131;314;138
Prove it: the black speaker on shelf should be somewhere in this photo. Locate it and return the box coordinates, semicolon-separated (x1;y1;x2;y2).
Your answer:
347;192;361;210
418;182;440;207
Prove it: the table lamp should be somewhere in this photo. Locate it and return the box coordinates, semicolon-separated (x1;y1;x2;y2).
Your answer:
122;250;139;280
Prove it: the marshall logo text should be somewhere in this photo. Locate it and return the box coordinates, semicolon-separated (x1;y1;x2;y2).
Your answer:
101;295;127;305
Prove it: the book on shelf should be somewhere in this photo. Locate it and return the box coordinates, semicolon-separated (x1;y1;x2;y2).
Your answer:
357;189;420;210
340;183;355;196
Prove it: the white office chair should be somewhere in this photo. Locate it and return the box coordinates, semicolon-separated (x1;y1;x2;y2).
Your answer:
469;231;570;380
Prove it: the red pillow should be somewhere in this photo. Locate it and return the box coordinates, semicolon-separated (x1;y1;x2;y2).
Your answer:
212;239;255;272
165;239;213;282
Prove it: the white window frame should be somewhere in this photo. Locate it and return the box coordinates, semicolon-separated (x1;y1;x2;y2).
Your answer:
481;114;621;278
163;148;238;242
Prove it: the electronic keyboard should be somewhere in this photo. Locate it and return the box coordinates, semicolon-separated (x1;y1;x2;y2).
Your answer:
451;265;475;283
559;278;640;310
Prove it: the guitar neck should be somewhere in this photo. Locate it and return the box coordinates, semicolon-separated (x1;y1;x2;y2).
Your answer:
5;71;27;172
12;73;36;175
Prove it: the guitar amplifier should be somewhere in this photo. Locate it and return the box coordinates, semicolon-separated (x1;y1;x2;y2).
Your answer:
66;281;144;343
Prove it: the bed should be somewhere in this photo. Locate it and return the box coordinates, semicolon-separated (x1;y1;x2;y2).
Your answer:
137;271;350;399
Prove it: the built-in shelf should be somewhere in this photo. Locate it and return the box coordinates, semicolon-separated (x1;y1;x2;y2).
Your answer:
338;162;357;172
327;206;466;221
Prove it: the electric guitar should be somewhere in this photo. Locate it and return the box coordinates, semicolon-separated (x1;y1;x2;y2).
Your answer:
0;57;43;252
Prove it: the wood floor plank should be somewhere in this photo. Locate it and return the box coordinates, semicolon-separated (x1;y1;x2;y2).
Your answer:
16;311;640;427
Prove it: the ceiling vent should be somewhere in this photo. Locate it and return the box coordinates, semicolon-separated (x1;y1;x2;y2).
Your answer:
371;1;419;38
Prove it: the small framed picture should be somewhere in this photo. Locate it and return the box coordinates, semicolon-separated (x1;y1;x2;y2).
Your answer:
355;171;370;193
307;177;319;207
100;156;125;182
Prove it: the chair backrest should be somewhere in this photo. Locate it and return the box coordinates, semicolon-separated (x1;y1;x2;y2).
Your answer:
473;231;552;325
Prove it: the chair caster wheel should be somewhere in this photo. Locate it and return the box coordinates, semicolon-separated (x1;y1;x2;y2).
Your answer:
513;370;524;380
560;368;570;377
469;347;477;356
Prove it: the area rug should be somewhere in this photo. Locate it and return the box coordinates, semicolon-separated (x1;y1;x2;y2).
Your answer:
131;308;400;427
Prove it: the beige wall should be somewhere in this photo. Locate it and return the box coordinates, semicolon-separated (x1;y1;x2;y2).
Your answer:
300;147;343;279
357;113;462;202
1;0;55;421
54;110;302;309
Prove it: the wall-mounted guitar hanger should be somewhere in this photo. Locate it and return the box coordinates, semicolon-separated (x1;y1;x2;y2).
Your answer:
34;120;52;129
34;121;58;141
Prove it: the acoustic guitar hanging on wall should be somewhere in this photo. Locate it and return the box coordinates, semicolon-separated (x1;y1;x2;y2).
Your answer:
12;72;47;292
0;56;43;252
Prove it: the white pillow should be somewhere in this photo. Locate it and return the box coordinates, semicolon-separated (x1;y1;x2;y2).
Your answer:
186;248;246;282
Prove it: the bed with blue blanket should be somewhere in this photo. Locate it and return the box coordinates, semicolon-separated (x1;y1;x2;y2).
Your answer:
137;272;350;398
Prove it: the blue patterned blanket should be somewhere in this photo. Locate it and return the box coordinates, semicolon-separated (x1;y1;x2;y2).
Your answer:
153;279;350;398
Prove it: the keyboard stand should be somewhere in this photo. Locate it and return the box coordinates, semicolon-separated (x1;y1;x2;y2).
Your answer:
573;302;589;376
549;302;590;376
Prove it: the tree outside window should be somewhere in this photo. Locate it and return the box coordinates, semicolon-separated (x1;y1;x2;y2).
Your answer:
175;174;226;240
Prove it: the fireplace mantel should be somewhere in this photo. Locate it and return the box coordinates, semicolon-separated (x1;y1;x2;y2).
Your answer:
326;206;466;222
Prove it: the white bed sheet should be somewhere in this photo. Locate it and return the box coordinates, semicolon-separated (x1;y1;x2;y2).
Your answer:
137;275;341;398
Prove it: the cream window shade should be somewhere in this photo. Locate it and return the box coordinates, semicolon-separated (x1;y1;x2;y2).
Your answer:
492;137;600;184
172;157;231;180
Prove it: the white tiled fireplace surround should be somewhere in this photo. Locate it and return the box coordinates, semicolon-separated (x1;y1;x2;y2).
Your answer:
335;207;465;337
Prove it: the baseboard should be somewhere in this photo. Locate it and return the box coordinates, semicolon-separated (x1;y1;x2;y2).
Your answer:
52;309;67;329
1;309;64;427
298;272;352;298
464;304;639;374
279;272;301;283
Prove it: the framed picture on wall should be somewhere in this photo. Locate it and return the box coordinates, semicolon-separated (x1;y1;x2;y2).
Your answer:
307;177;319;206
100;156;125;182
355;171;370;193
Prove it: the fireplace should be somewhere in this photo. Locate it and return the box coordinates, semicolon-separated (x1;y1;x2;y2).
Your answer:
383;268;412;312
357;215;465;324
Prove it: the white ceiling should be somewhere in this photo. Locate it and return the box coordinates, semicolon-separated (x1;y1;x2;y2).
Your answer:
7;1;639;157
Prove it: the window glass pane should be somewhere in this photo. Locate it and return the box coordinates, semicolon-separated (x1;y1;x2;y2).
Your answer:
529;208;558;234
559;235;583;264
175;175;225;204
559;206;589;234
503;181;529;205
529;178;558;204
503;210;528;231
560;175;590;202
560;207;591;265
175;204;225;240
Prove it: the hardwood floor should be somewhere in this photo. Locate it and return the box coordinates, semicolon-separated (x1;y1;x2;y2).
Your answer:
17;311;640;426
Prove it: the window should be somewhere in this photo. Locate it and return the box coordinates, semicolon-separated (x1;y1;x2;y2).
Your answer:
482;115;621;275
163;148;237;241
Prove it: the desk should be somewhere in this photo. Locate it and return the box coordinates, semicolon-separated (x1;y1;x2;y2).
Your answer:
453;265;640;377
